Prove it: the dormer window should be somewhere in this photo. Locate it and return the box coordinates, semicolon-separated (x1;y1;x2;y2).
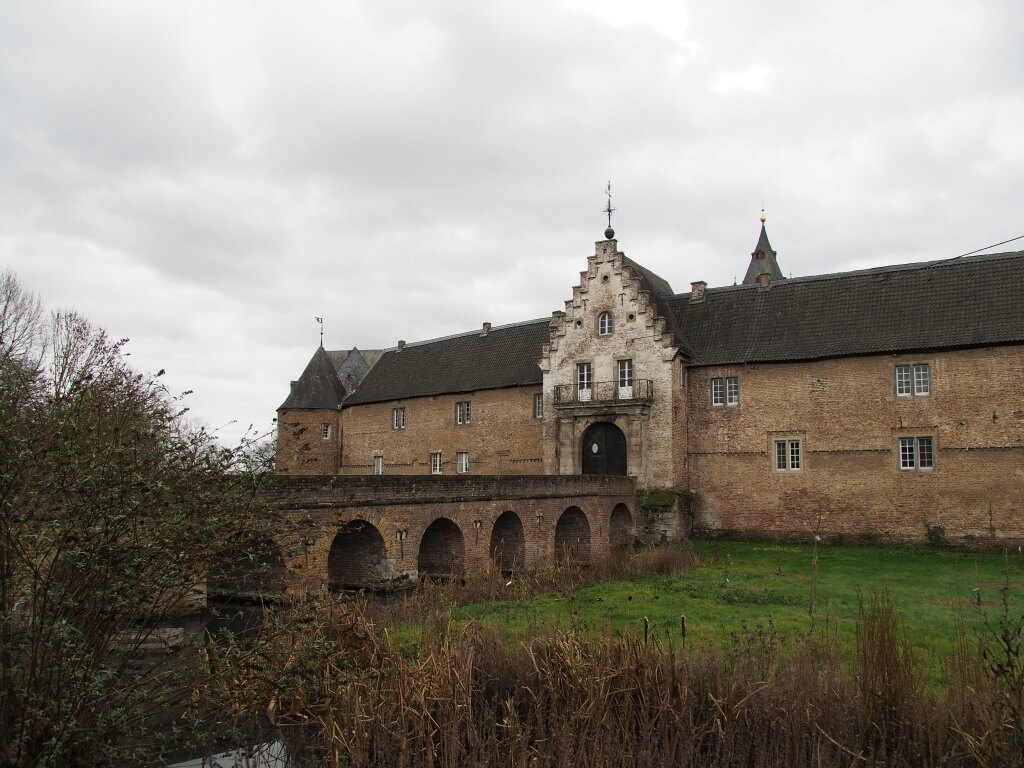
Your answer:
597;311;613;336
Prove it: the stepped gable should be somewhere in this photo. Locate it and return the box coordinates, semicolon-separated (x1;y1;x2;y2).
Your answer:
620;254;694;356
669;250;1024;365
344;319;550;406
278;346;349;410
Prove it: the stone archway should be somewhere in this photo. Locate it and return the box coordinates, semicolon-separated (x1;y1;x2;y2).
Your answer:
581;421;627;475
327;520;387;590
489;511;525;574
555;506;591;563
208;536;286;597
418;517;465;579
610;503;634;551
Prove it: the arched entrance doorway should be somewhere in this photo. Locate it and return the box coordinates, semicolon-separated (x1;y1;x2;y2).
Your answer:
609;503;633;551
581;421;627;475
418;518;465;579
328;520;387;590
555;506;591;563
489;511;525;574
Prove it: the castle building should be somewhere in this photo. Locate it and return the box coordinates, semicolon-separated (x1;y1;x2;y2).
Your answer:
278;221;1024;543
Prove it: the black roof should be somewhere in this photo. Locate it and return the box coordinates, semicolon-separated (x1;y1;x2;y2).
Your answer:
343;319;549;406
278;346;349;410
670;250;1024;365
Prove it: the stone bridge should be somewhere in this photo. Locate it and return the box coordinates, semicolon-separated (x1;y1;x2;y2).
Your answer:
217;475;684;596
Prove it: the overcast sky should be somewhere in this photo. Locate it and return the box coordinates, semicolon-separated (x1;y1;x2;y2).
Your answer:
2;0;1022;446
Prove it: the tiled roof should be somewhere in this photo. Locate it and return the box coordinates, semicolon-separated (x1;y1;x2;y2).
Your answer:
343;319;549;406
278;346;349;410
669;251;1024;365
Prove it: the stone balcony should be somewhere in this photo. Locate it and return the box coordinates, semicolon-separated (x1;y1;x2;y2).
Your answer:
553;379;654;407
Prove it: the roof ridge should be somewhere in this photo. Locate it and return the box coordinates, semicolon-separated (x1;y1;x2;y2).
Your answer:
383;317;550;351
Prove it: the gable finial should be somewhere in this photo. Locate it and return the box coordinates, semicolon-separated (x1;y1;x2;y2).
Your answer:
315;315;324;347
603;180;616;239
760;203;766;224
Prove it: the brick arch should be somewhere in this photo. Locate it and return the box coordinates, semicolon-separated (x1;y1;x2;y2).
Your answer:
418;517;465;579
555;506;591;563
609;503;633;551
208;536;286;597
489;511;525;574
328;520;387;590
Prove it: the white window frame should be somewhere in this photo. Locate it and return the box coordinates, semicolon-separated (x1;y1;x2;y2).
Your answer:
373;455;384;475
597;311;613;336
774;439;802;471
392;407;406;430
895;363;931;397
456;451;469;474
711;376;739;406
577;362;592;401
321;423;332;440
455;400;471;425
533;392;543;419
430;451;442;474
898;436;935;471
617;359;633;398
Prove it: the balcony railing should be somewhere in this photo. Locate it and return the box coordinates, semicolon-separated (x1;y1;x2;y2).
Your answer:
553;379;653;406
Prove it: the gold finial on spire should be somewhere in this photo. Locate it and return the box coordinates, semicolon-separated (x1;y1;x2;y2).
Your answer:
760;206;766;224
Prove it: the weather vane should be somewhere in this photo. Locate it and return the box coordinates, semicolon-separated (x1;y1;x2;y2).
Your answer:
603;181;616;239
315;316;324;347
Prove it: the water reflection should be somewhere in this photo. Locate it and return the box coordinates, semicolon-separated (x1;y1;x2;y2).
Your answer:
168;741;286;767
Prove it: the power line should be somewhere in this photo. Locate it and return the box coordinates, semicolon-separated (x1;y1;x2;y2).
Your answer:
955;234;1024;259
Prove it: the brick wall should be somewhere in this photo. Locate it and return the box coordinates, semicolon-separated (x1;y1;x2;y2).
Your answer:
686;346;1024;544
260;474;639;592
338;385;543;476
276;409;342;474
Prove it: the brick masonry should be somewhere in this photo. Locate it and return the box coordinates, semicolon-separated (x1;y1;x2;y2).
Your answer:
261;474;649;593
686;346;1024;544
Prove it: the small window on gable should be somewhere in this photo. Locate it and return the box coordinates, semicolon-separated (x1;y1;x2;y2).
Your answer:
597;311;613;336
895;363;931;397
321;423;332;440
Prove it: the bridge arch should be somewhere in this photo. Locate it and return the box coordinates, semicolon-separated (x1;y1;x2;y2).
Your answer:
418;517;465;579
328;520;387;590
489;511;525;574
555;506;591;563
610;503;634;551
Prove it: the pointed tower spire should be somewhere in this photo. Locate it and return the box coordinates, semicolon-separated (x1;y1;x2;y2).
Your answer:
742;211;785;286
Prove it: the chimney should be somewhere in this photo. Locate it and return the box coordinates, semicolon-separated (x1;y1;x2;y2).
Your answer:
690;281;707;303
397;340;406;352
481;322;491;337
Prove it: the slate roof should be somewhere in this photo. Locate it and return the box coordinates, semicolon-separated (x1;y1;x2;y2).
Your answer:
668;250;1024;366
343;319;550;406
742;222;786;285
278;346;350;410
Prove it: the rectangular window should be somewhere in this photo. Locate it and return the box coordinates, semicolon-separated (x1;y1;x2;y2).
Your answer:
430;451;442;474
533;392;543;418
577;362;592;400
896;363;931;397
455;400;472;425
774;439;802;470
899;436;935;470
392;407;406;430
711;376;739;406
618;359;634;399
456;451;469;474
373;456;384;475
321;423;331;440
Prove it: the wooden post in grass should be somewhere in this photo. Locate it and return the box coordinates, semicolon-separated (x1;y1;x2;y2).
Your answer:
680;614;687;649
810;535;820;616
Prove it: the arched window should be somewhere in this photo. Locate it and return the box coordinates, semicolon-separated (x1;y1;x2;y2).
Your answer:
597;311;613;336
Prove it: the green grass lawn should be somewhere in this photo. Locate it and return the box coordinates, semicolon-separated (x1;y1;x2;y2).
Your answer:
452;541;1024;681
